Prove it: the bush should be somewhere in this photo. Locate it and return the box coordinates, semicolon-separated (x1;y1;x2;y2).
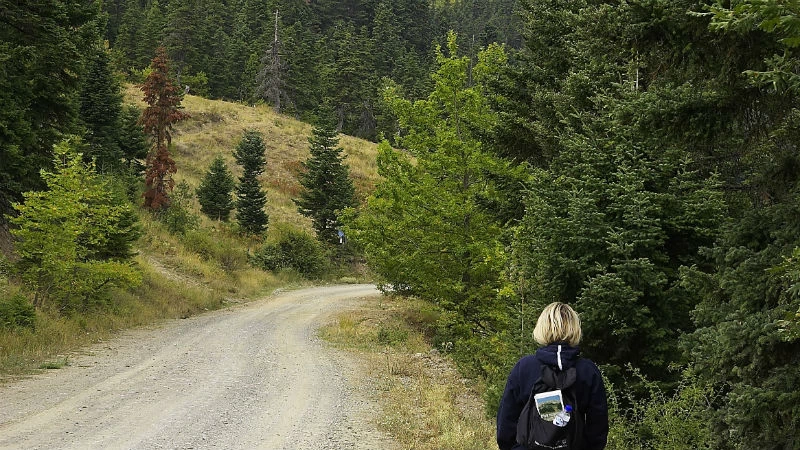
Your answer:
251;228;328;278
0;294;36;329
159;181;200;235
181;229;247;272
605;367;716;450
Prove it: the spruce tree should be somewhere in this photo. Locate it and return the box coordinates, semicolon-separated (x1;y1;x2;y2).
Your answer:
79;44;124;173
294;124;355;245
10;139;142;311
0;0;97;220
197;155;235;221
233;130;269;235
118;104;149;174
256;10;291;113
140;46;188;211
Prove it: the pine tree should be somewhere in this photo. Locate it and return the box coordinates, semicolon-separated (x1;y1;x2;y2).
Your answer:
118;104;149;174
79;44;124;173
197;155;235;221
294;124;356;245
256;10;291;113
140;46;188;211
233;130;269;235
0;0;98;220
10;139;142;311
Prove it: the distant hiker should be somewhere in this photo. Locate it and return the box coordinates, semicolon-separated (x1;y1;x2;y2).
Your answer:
496;302;609;450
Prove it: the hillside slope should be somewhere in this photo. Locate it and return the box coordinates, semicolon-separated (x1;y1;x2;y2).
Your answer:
124;85;381;231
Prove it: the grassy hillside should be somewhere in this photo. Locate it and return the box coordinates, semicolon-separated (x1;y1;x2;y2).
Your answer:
1;89;497;448
0;88;382;380
124;84;381;230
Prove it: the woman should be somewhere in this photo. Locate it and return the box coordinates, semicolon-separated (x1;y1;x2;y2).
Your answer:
496;302;608;450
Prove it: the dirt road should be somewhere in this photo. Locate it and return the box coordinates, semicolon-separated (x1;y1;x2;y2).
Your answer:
0;284;395;450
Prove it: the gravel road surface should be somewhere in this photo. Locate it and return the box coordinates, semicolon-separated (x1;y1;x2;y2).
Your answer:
0;284;395;450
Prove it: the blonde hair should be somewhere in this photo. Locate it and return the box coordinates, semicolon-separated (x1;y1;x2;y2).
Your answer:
533;302;582;346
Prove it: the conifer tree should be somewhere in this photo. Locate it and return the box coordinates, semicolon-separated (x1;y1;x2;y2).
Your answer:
10;139;142;310
79;44;124;173
197;155;235;221
118;104;149;174
294;124;355;245
256;10;291;113
345;34;510;345
233;130;269;235
0;0;97;220
140;46;188;210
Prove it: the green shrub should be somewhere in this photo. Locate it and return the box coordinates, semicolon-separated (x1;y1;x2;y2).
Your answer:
181;229;247;272
251;228;328;278
606;367;716;450
0;294;36;329
159;181;200;235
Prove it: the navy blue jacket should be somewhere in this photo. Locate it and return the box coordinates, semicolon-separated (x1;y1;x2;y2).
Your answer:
496;344;608;450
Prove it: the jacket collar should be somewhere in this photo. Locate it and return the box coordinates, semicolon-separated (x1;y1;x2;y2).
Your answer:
535;343;581;370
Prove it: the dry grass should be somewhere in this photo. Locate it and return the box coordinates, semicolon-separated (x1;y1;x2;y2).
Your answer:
1;88;378;381
124;85;380;233
319;296;496;450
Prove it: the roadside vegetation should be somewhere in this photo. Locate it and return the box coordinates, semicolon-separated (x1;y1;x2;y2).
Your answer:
320;295;496;450
0;84;375;380
3;2;800;447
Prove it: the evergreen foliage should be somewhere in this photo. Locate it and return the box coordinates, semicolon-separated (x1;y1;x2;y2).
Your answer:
0;294;37;330
0;0;98;220
101;0;453;139
4;0;800;445
79;44;124;173
118;104;149;174
515;110;726;383
141;46;188;210
233;130;269;236
295;125;356;245
197;155;236;222
9;139;142;312
345;34;514;379
256;10;291;113
160;181;200;235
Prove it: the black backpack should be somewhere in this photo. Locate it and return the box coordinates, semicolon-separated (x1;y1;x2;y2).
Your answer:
516;364;585;450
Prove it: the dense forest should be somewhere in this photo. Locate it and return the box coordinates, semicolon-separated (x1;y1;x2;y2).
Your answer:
2;0;799;448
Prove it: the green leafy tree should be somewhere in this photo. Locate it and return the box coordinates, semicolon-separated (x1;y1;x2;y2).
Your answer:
197;155;236;221
9;139;142;311
141;46;189;211
234;130;269;235
294;125;356;245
